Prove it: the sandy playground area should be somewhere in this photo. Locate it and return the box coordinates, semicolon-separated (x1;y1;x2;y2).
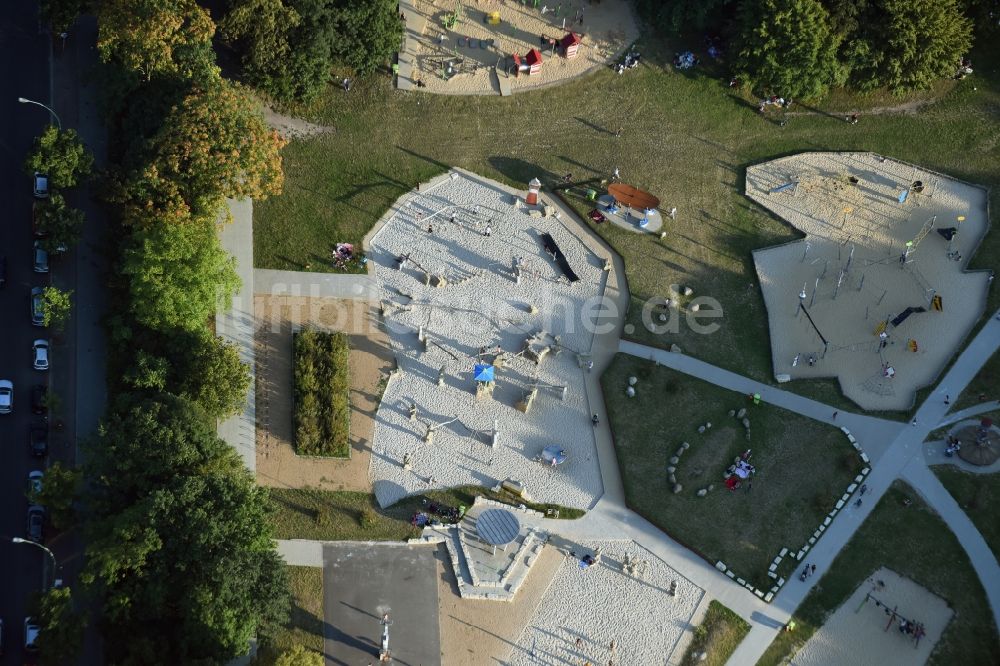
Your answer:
405;0;638;94
791;568;953;666
255;296;393;491
748;152;990;411
366;169;611;509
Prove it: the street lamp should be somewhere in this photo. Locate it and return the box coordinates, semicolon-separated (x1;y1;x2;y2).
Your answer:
17;97;62;130
12;537;58;589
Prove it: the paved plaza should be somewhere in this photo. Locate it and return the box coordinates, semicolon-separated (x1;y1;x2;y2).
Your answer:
367;170;610;509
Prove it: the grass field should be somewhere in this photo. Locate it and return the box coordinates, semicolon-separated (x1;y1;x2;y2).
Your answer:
255;33;1000;410
680;600;751;666
953;349;1000;411
602;353;861;589
268;485;584;541
254;566;324;666
931;466;1000;559
757;481;999;666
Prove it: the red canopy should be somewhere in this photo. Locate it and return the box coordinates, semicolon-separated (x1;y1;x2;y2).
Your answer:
526;48;542;65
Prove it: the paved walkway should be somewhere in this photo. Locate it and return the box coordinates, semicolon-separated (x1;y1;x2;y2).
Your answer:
936;401;1000;428
254;267;375;300
217;198;257;473
397;0;419;91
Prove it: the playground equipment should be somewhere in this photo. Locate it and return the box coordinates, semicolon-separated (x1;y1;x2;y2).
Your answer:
526;177;541;205
560;32;581;58
443;0;462;29
485;10;500;25
511;48;543;76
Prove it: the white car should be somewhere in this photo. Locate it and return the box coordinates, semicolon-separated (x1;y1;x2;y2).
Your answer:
27;470;43;498
23;617;39;652
33;340;49;371
0;380;12;414
33;172;49;199
33;241;49;273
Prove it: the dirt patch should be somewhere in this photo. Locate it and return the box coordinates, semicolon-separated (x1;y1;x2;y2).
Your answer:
255;295;393;491
437;542;562;665
262;105;336;140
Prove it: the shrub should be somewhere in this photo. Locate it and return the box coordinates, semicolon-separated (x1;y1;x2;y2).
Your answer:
293;328;351;457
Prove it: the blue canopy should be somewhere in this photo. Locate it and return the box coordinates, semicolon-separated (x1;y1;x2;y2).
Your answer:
474;364;495;382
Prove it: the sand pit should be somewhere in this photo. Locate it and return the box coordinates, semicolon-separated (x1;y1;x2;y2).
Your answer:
255;296;393;491
792;568;953;666
404;0;638;95
367;169;610;509
748;153;990;411
505;540;703;665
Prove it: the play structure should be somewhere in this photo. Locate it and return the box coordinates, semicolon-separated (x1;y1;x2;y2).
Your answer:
747;152;990;411
511;48;543;76
442;0;462;29
607;183;661;210
561;32;581;59
540;232;580;282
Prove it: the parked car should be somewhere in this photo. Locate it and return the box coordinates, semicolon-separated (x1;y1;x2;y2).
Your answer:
31;384;47;414
29;424;48;458
0;380;12;414
26;507;44;542
27;470;44;499
33;172;49;199
33;241;49;273
31;286;46;327
33;340;49;370
23;617;40;652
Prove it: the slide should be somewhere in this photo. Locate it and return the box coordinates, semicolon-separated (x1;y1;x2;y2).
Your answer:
539;233;580;282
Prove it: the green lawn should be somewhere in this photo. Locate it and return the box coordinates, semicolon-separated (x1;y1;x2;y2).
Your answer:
254;566;324;666
953;349;1000;411
602;353;861;590
680;600;751;666
268;485;583;541
255;35;1000;411
931;466;1000;559
757;481;999;666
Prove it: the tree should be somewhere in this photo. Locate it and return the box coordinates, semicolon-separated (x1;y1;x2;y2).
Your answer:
221;0;304;101
109;164;192;227
122;349;170;391
843;0;973;91
84;470;289;664
733;0;845;99
41;286;73;331
149;78;286;215
633;0;735;33
33;193;84;253
39;0;89;34
85;394;241;510
31;462;81;531
328;0;403;74
119;218;241;333
24;126;93;189
96;0;217;82
36;587;86;666
275;645;324;666
168;332;251;419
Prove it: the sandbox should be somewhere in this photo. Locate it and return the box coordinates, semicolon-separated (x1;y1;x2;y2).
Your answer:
748;153;990;411
506;540;702;665
791;568;952;666
403;0;638;95
367;169;610;509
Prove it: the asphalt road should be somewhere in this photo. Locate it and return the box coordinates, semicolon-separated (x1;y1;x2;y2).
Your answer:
323;544;442;666
0;2;58;661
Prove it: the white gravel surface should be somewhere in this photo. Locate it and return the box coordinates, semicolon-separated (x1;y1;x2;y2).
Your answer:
748;152;990;410
506;540;703;665
368;171;607;509
791;568;952;666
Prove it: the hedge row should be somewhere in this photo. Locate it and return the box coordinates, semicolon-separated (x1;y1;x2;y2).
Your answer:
294;328;351;457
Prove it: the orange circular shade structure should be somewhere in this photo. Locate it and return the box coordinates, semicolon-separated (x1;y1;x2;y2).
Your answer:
607;183;660;210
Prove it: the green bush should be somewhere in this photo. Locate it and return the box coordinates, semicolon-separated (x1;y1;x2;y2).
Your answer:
293;328;351;457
